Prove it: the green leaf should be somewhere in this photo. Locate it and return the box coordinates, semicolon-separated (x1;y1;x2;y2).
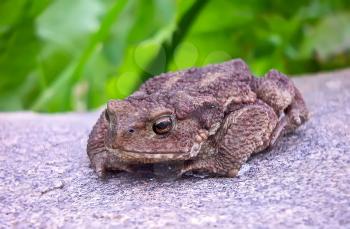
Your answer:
300;12;350;62
31;0;128;111
36;0;103;52
105;0;178;99
0;0;27;34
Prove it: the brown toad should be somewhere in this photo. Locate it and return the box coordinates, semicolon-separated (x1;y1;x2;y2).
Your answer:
87;59;309;178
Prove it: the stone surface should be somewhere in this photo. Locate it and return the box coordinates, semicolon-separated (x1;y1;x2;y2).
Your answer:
1;69;350;228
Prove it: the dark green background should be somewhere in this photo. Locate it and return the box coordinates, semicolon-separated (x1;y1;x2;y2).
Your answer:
1;0;349;112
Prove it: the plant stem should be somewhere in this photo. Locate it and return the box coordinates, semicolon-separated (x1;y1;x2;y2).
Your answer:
140;0;209;82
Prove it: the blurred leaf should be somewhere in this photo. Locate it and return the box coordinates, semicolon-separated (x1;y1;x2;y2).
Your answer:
173;42;199;69
140;0;209;79
31;0;128;111
106;0;178;98
0;0;27;34
301;12;350;62
168;0;254;71
1;0;350;112
36;0;103;52
0;23;39;90
0;2;41;110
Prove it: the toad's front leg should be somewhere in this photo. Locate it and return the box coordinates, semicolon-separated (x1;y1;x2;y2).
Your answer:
180;102;278;177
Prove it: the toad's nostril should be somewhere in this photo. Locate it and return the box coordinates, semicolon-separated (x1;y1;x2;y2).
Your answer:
128;128;135;133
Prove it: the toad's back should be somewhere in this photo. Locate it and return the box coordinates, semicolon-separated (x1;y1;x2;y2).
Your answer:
138;59;254;97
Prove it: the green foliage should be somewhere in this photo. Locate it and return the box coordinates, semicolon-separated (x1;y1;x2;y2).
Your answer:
0;0;349;112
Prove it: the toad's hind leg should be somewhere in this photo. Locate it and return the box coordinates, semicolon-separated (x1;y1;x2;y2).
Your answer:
181;102;278;177
253;70;309;146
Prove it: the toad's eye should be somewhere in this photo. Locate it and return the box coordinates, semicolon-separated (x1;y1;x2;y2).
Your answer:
152;116;173;135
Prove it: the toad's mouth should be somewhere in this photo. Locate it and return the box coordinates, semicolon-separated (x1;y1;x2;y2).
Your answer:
106;147;191;163
105;142;202;162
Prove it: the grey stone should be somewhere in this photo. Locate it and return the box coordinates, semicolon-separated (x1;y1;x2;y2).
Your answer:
1;69;350;228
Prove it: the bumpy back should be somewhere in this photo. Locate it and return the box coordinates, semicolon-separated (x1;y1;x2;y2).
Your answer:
138;59;253;96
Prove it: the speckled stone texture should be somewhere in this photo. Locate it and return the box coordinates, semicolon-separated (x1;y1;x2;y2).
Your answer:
1;69;350;228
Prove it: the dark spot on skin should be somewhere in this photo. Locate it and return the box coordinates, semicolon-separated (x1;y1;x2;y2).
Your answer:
104;111;110;122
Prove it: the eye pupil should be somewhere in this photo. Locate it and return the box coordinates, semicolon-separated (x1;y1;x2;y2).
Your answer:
153;116;173;134
156;121;169;129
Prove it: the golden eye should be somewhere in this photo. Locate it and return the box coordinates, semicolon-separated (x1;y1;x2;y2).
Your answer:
152;116;173;135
